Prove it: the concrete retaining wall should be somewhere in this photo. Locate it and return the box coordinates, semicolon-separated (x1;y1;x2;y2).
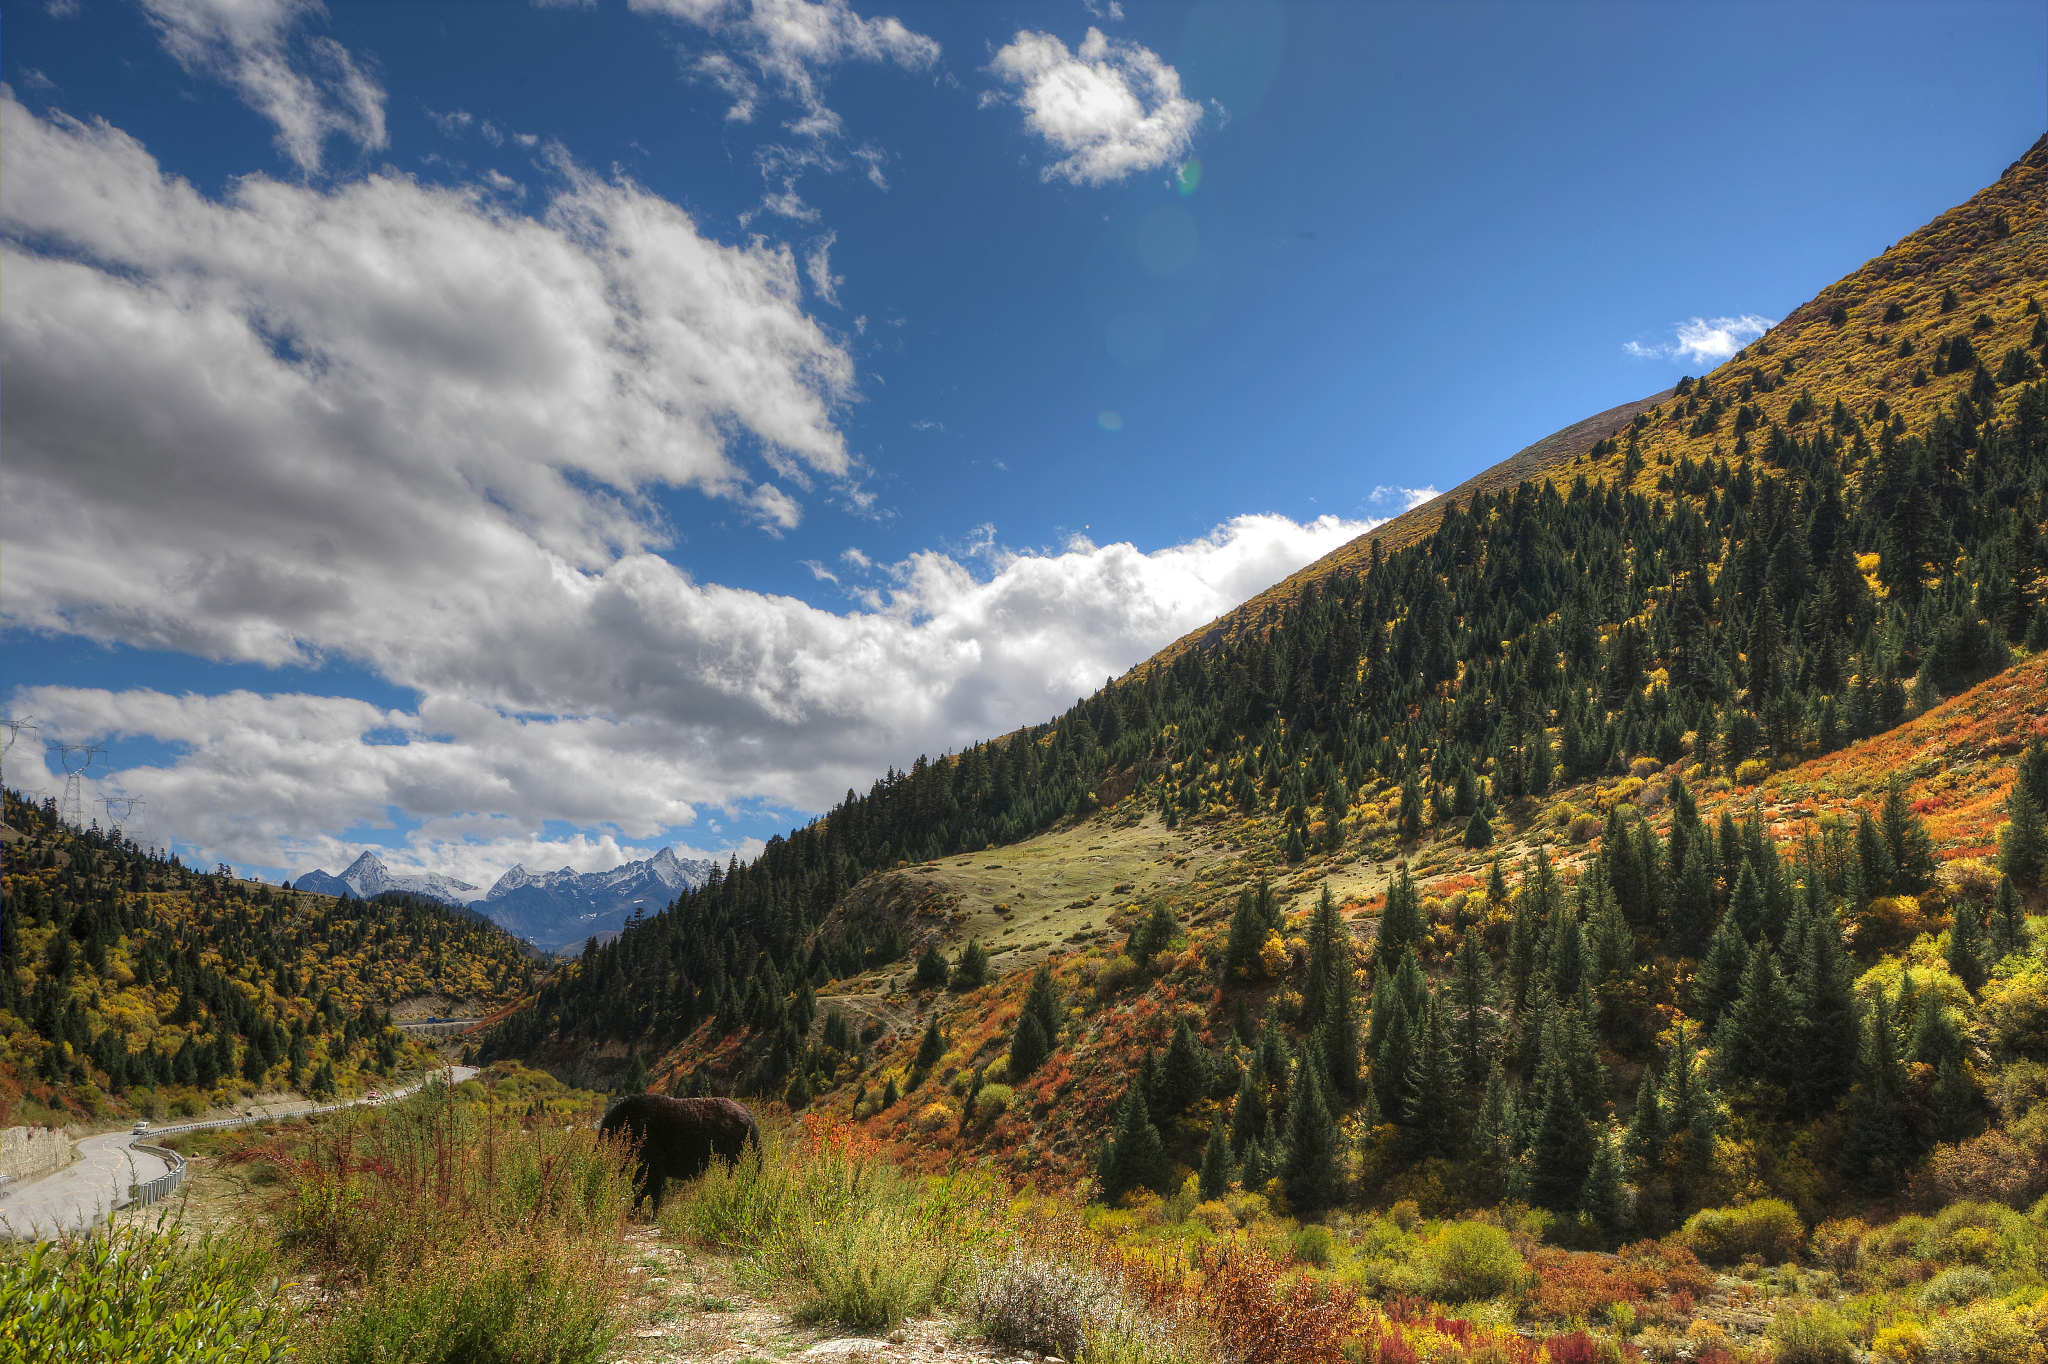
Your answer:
0;1126;71;1184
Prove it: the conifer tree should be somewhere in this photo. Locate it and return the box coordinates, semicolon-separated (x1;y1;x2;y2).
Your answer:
1694;911;1750;1028
1156;1017;1212;1115
881;1075;899;1108
1711;940;1797;1105
1302;885;1360;1095
1231;1065;1267;1154
1223;887;1268;979
1464;807;1493;849
1879;777;1939;890
1239;1134;1272;1192
916;1015;944;1070
914;944;948;990
1097;1085;1170;1201
1131;899;1180;962
1402;992;1465;1157
1946;896;1987;994
1282;1043;1342;1213
785;1067;813;1109
1472;1060;1517;1170
1788;897;1859;1117
1659;1020;1721;1196
1839;993;1914;1186
1399;774;1426;842
1375;990;1419;1127
1998;788;2047;890
1199;1114;1235;1198
1023;961;1063;1052
1525;1047;1594;1213
1379;867;1424;967
1990;877;2030;961
1623;1067;1663;1177
1007;1010;1049;1080
1580;1130;1626;1248
1507;874;1541;1012
1727;862;1767;942
1450;924;1499;1086
951;938;990;990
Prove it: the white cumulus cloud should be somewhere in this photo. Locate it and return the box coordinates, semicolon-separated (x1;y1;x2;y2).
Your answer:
984;27;1201;186
0;92;1376;885
139;0;387;174
1624;314;1775;366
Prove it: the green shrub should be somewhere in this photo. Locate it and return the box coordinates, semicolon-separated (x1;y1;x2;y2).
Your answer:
1424;1221;1525;1302
1918;1266;1994;1310
1767;1305;1856;1364
1926;1301;2040;1364
974;1083;1016;1121
1676;1199;1805;1264
1292;1224;1334;1266
0;1216;291;1364
964;1251;1118;1359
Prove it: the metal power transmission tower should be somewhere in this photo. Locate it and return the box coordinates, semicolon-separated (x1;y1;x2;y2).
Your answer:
1;715;34;793
98;795;145;844
47;743;104;832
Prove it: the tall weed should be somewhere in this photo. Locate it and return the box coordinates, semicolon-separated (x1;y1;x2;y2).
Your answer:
0;1214;291;1364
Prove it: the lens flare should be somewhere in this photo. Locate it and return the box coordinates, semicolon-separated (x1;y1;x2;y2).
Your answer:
1098;411;1123;431
1176;158;1203;197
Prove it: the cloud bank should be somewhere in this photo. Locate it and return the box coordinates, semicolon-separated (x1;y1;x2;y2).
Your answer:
984;27;1201;186
0;93;1372;882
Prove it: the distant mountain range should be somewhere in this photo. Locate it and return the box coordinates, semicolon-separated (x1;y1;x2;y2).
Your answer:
291;847;716;950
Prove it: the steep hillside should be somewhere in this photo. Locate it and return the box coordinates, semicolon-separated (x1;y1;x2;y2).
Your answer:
484;133;2048;1236
1151;134;2048;668
0;791;539;1126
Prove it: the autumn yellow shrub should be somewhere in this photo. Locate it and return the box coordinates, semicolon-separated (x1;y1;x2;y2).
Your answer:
1873;1323;1929;1364
1735;759;1771;787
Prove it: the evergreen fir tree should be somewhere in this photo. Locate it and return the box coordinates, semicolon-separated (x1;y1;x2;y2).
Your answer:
784;1067;813;1109
1464;808;1493;848
1131;899;1180;962
916;1015;943;1070
1024;960;1063;1044
1946;896;1987;994
1711;940;1798;1105
1990;877;2030;961
1199;1114;1235;1198
1788;897;1859;1118
1879;777;1939;890
1623;1066;1663;1177
1525;1047;1595;1214
1239;1133;1272;1192
1231;1065;1267;1154
950;937;991;990
1379;867;1424;967
1727;862;1767;942
1998;788;2047;890
1223;888;1268;979
1097;1085;1170;1201
1580;1130;1626;1248
1838;993;1915;1186
1007;1010;1049;1080
1402;991;1465;1157
881;1076;899;1108
1375;990;1419;1127
1450;923;1499;1086
1155;1017;1212;1115
1281;1043;1342;1213
1472;1059;1517;1168
1399;774;1426;842
1302;885;1360;1095
1693;910;1750;1028
914;944;949;990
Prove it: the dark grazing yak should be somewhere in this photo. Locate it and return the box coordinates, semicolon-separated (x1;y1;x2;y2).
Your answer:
599;1095;760;1213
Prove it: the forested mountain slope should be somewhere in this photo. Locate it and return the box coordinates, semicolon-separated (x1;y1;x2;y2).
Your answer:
0;791;538;1126
481;134;2048;1234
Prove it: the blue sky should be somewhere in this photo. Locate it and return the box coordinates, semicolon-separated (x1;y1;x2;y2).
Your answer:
2;0;2041;890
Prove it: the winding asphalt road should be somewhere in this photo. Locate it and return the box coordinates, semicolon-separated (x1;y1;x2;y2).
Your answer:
0;1066;479;1241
